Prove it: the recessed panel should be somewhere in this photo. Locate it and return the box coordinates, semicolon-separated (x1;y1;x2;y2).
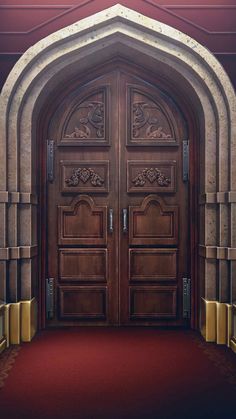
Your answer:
127;160;176;193
59;286;107;319
129;195;178;245
59;249;107;282
60;160;109;194
129;249;177;282
127;86;179;146
58;195;107;245
59;87;110;146
130;286;177;319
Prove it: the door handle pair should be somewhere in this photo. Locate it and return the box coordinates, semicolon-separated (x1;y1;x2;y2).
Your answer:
108;208;128;233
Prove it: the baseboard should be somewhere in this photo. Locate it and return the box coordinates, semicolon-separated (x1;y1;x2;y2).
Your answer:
230;338;236;354
8;299;37;345
9;302;21;344
201;299;235;354
0;338;7;354
216;302;227;344
21;298;37;342
201;298;216;342
226;304;232;347
4;304;10;347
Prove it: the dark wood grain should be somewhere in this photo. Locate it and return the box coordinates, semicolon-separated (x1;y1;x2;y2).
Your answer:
44;62;191;327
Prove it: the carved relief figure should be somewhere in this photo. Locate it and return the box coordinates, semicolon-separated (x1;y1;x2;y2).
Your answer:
146;119;171;139
133;103;149;137
65;125;91;138
65;101;104;139
132;102;172;139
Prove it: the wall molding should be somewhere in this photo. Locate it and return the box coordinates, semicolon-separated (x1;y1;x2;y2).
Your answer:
0;1;235;36
0;191;38;204
0;246;38;261
144;0;236;34
199;246;236;260
0;0;94;35
199;192;236;204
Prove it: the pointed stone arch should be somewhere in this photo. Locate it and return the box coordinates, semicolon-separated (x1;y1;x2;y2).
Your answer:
0;4;235;348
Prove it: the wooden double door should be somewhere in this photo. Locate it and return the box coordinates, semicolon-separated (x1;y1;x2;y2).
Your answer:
46;66;189;327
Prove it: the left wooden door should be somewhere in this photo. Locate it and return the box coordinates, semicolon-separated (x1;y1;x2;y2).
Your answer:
47;73;119;326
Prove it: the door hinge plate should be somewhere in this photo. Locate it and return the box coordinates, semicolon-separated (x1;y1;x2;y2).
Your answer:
47;139;54;182
46;278;54;319
182;140;189;182
183;277;191;319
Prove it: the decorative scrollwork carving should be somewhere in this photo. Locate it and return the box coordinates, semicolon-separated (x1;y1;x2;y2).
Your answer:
66;101;104;139
132;102;171;139
132;168;171;187
146;120;171;139
65;168;104;187
133;103;149;137
86;102;104;138
65;125;91;138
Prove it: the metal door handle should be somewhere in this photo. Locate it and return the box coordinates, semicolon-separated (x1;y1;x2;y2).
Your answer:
109;208;114;233
122;208;128;233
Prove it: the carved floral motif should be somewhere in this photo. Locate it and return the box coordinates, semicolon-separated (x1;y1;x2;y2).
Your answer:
132;168;171;187
66;101;104;139
65;168;104;187
132;102;171;139
65;125;90;138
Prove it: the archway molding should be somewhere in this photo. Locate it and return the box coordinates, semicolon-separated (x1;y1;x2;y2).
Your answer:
0;4;235;348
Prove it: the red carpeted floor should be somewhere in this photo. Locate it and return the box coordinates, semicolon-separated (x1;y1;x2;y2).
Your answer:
0;328;236;419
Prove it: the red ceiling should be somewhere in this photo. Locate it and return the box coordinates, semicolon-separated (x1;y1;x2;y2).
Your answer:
0;0;235;90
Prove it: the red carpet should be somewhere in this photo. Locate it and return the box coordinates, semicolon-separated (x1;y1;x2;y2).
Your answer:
0;328;236;419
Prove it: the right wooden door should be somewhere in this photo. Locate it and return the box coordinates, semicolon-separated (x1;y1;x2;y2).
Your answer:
46;64;190;327
119;71;189;325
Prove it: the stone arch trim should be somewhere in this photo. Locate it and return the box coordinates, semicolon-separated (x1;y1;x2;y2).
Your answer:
0;4;236;345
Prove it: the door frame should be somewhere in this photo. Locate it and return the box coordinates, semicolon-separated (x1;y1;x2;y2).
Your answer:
37;58;199;329
2;5;235;343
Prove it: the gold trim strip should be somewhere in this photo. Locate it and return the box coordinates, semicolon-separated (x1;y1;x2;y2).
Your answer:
201;299;216;342
9;303;21;345
216;302;227;344
21;298;37;342
0;339;7;354
230;338;236;354
226;304;232;347
5;304;10;347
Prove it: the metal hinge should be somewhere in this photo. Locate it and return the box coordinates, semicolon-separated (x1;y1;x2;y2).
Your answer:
182;140;189;182
183;277;191;319
47;139;54;182
46;278;54;319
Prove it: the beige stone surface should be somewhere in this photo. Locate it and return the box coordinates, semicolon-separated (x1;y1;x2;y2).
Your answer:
0;5;235;315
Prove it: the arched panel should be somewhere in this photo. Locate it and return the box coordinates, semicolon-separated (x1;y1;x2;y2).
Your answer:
129;195;178;246
58;195;107;246
127;84;184;146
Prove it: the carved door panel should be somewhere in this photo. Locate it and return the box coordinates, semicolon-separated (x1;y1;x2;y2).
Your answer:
46;67;189;326
119;72;189;325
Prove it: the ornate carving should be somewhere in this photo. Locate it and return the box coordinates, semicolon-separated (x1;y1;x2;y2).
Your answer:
66;101;104;139
133;103;149;137
65;168;104;187
65;125;90;138
132;102;171;139
132;168;171;187
146;122;171;139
